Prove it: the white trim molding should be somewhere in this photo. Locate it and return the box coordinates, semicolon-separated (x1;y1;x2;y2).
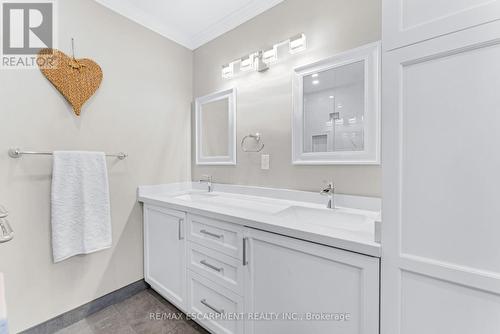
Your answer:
292;42;381;165
189;0;285;49
93;0;285;50
195;88;237;166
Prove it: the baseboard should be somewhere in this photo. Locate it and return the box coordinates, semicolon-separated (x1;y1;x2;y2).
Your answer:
20;279;149;334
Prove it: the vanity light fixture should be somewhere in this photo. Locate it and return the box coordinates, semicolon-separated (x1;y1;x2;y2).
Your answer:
289;33;307;54
222;63;234;79
262;46;278;64
255;51;270;72
312;80;320;85
221;33;307;79
240;53;258;71
311;73;319;78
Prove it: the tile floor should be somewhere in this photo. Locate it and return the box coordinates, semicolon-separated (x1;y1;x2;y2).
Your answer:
55;289;209;334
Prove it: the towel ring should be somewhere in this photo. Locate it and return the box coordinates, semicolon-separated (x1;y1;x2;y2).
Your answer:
241;133;265;152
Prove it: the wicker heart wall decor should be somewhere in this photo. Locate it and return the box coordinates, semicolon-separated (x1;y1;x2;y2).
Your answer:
37;48;103;116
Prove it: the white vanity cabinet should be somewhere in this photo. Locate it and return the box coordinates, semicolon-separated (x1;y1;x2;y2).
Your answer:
143;205;187;311
243;227;380;334
142;203;380;334
185;213;245;334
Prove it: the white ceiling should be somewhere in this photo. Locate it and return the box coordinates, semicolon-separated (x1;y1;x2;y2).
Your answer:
94;0;285;50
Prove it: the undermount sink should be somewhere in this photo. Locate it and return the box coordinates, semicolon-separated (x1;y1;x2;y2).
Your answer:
174;191;289;214
139;183;381;254
201;196;289;214
276;206;375;233
173;192;377;239
174;192;219;201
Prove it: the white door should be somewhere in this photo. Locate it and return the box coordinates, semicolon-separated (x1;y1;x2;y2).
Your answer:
381;21;500;334
383;0;500;50
144;205;187;311
244;227;379;334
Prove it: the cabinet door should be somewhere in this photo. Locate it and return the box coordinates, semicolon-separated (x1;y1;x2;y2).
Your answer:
244;228;379;334
382;22;500;334
144;205;187;311
383;0;500;50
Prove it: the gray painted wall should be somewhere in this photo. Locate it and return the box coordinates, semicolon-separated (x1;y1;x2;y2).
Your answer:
0;0;192;331
192;0;381;196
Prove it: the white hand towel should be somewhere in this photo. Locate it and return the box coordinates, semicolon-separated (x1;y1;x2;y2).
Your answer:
0;273;8;334
51;151;112;262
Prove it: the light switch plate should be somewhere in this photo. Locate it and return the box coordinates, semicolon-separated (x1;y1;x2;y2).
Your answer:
261;154;270;170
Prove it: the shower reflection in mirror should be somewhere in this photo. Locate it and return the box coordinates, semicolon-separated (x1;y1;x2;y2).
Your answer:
292;42;381;165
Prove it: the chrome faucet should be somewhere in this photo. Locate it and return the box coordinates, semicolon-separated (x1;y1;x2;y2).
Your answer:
320;182;335;209
199;175;213;193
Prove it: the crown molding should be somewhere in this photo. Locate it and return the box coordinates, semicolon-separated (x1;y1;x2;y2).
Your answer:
188;0;285;49
93;0;192;48
93;0;285;50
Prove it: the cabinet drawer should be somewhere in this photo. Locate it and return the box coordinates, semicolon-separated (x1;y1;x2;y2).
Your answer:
187;214;243;259
187;270;244;334
188;242;244;295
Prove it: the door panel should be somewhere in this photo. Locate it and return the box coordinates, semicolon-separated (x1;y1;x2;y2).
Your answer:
400;271;500;334
383;0;500;50
400;39;500;273
144;205;187;311
244;227;379;334
381;21;500;334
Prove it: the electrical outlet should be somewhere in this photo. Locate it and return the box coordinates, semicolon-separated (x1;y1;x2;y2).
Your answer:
261;154;270;170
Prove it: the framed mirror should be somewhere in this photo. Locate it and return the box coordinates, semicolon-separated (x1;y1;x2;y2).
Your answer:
195;88;237;165
292;42;380;165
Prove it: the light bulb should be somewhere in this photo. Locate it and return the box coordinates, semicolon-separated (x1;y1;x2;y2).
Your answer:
240;53;257;71
289;33;307;54
222;63;234;79
262;46;278;64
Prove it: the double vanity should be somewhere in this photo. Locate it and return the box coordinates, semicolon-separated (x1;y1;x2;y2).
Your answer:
138;182;381;334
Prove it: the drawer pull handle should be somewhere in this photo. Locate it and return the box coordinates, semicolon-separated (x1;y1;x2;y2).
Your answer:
200;299;224;315
243;237;248;266
178;219;184;240
200;260;223;273
200;229;223;239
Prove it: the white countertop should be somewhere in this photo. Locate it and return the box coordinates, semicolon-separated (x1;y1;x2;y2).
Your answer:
137;183;381;257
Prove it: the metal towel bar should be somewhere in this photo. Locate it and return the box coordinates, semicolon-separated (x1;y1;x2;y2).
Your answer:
8;148;128;160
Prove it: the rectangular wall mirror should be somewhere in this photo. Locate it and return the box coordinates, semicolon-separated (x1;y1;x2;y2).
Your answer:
195;88;237;165
292;43;380;165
